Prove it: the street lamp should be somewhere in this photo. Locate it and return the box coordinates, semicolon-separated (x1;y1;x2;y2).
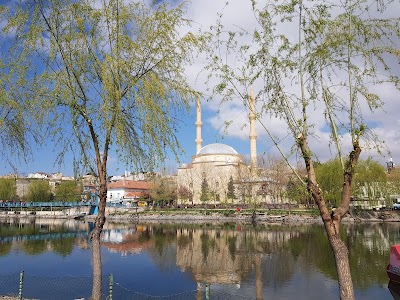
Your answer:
387;158;394;174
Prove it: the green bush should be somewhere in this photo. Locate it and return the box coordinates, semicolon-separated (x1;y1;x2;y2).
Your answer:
28;181;51;202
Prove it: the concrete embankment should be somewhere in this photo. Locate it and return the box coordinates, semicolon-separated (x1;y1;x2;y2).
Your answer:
1;208;400;224
106;212;323;224
102;210;400;224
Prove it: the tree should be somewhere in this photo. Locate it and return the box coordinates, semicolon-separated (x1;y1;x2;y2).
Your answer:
279;4;398;296
1;1;205;298
149;178;167;206
149;177;176;207
0;57;33;169
259;154;291;203
0;178;17;200
286;177;310;206
207;1;399;299
27;181;51;202
353;158;387;202
55;180;80;202
316;158;387;208
177;185;193;206
315;159;344;207
177;167;196;205
235;160;254;205
200;177;210;204
227;176;236;201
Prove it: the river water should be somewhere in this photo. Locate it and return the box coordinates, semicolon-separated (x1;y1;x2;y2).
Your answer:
0;217;397;299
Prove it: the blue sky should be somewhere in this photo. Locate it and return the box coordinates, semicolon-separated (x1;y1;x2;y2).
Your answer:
0;100;258;177
1;0;399;177
0;107;247;176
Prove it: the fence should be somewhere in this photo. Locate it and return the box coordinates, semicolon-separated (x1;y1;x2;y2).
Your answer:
0;201;94;209
0;272;255;300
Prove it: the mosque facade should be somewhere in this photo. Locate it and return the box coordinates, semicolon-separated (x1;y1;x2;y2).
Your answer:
177;90;279;206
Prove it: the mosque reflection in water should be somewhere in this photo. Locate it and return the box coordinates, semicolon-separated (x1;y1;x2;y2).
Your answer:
0;218;397;299
175;226;273;300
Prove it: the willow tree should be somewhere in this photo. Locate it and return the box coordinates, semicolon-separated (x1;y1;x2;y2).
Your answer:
55;180;80;202
353;158;387;203
27;180;52;202
0;27;34;170
0;88;31;169
207;1;399;299
315;159;346;207
1;0;203;298
0;178;17;200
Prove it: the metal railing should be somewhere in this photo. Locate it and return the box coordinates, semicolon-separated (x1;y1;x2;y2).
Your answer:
0;201;95;209
0;272;255;300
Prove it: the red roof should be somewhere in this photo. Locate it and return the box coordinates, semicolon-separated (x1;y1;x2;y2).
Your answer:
125;192;145;198
107;180;152;190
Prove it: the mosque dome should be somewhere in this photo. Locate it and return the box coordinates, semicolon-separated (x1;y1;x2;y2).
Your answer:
197;143;238;155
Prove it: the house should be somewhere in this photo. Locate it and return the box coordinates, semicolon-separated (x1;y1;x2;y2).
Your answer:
79;174;99;196
50;173;63;180
107;180;152;204
48;179;61;192
16;179;30;199
27;172;49;179
109;171;159;182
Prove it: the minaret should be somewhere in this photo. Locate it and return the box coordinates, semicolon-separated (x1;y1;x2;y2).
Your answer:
195;96;203;154
249;87;257;174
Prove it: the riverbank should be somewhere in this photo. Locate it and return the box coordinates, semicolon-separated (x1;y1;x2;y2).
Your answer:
1;208;400;224
92;209;400;224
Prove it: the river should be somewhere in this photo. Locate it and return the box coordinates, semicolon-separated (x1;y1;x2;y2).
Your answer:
0;217;397;299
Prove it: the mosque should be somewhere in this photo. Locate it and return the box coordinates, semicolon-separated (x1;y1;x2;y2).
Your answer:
177;90;276;206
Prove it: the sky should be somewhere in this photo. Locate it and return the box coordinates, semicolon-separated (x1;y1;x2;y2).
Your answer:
1;0;399;177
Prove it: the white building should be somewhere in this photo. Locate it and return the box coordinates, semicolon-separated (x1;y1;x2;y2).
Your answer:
27;172;49;179
177;91;278;206
107;180;151;203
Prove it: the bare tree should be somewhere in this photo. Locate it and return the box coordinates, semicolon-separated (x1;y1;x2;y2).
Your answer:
259;154;291;204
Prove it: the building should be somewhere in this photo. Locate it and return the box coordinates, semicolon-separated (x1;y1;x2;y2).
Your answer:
177;90;279;206
16;179;30;199
109;171;155;182
27;172;49;179
177;143;248;204
106;180;152;204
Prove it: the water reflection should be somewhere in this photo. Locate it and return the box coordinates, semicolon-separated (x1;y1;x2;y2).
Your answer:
0;218;398;299
101;225;153;255
0;218;90;256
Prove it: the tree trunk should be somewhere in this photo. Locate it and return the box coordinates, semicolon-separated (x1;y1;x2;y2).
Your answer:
91;230;102;300
91;176;107;300
297;134;355;300
312;188;355;300
324;223;354;300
